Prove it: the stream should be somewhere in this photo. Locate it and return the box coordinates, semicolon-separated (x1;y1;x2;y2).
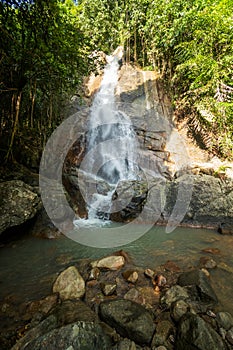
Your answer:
0;225;233;314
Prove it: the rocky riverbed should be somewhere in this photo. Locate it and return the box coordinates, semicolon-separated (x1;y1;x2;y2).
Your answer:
1;249;233;350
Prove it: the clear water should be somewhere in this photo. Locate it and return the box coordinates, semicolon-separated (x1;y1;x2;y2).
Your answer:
0;225;233;313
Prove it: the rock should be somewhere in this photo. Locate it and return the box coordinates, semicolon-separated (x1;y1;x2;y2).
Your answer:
50;300;98;325
176;313;227;350
178;269;218;304
138;286;160;307
151;320;174;348
201;248;221;255
226;327;233;345
124;288;145;305
88;267;100;280
91;255;125;270
10;315;58;350
0;180;41;237
113;338;139;350
160;285;189;309
20;321;112;350
122;270;139;283
144;268;155;279
163;260;181;272
199;257;217;269
100;283;117;296
171;299;194;322
153;347;168;350
99;299;155;345
26;294;58;316
216;312;233;330
52;266;85;300
218;223;233;235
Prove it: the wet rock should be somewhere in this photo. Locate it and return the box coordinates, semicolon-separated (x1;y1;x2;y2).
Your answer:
178;269;218;304
171;299;194;322
0;180;41;237
91;255;125;270
152;346;168;350
138;286;160;307
122;270;139;283
112;338;140;350
226;327;233;345
199;257;217;269
124;288;145;305
26;294;58;316
99;299;155;345
216;312;233;331
144;268;155;279
218;223;233;235
11;315;59;350
163;260;181;272
201;247;221;255
50;300;98;325
160;285;189;309
52;266;85;300
88;267;100;280
151;320;174;348
20;321;112;350
100;283;117;296
176;313;227;350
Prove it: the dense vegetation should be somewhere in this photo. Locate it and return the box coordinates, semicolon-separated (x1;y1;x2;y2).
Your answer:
1;0;233;168
0;0;91;167
79;0;233;159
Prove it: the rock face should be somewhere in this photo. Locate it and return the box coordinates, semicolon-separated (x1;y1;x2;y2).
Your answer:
0;180;41;236
62;64;233;230
99;299;155;345
176;313;226;350
52;266;85;300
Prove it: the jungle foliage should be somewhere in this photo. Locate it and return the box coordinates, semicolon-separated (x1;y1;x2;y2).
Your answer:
79;0;233;159
1;0;233;166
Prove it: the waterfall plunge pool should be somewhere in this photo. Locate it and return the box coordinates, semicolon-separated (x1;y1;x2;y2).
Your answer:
0;225;233;314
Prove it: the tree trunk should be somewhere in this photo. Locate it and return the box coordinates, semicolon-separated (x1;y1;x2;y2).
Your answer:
6;91;22;161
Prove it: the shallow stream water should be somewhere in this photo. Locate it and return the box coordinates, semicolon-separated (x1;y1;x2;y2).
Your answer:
0;225;233;313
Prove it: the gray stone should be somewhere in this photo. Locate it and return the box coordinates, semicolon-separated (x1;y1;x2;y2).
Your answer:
50;300;98;325
216;312;233;331
178;269;218;304
0;180;41;236
11;315;58;350
151;320;174;348
176;313;226;350
171;299;194;322
52;266;85;300
226;327;233;345
99;299;155;345
113;338;139;350
21;322;112;350
160;285;189;308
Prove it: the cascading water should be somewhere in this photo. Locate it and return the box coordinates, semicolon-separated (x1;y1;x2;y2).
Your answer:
74;47;139;227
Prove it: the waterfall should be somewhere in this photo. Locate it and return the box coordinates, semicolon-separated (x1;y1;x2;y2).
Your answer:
74;48;139;227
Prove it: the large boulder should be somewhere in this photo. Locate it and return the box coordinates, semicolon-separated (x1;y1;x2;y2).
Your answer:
176;313;226;350
99;299;155;345
177;269;218;305
0;180;41;236
16;321;112;350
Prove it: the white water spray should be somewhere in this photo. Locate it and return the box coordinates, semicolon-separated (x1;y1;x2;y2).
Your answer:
74;47;139;227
